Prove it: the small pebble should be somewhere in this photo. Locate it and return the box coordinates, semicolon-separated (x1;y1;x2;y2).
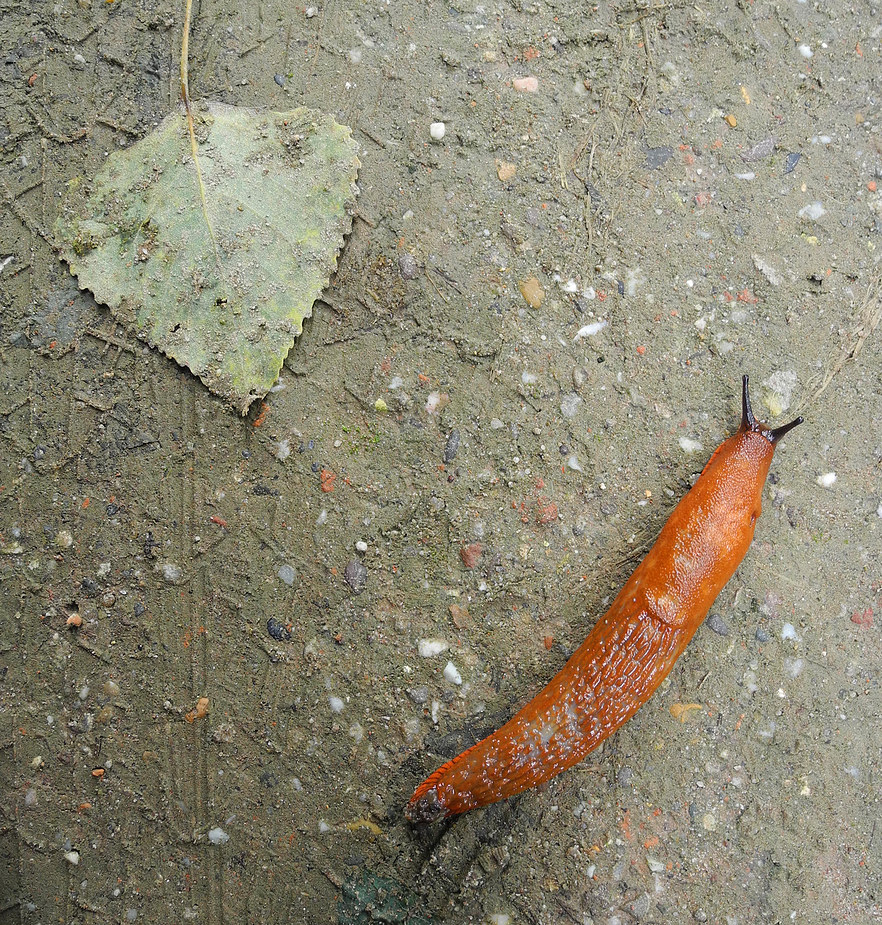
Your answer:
273;74;286;87
418;638;449;658
64;850;80;865
443;430;460;463
797;43;813;58
705;612;730;636
755;627;770;642
408;685;429;704
459;542;482;569
55;529;73;548
816;472;836;488
429;121;446;141
781;622;799;641
277;563;296;586
496;160;516;182
343;559;368;594
519;275;544;308
512;76;538;92
784;152;801;174
573;320;607;341
679;436;703;454
560;394;581;419
355;540;368;553
398;252;419;279
267;618;291;642
161;563;182;583
329;696;344;713
798;202;826;221
207;827;230;845
374;398;388;412
443;661;462;685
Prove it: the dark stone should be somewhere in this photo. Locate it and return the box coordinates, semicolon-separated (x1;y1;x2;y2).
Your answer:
344;559;368;594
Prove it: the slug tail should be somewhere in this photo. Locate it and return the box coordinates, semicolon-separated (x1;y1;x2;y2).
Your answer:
406;740;483;823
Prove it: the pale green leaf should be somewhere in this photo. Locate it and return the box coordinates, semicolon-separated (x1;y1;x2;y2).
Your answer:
55;101;360;414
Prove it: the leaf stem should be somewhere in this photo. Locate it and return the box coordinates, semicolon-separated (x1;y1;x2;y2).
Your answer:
180;0;219;261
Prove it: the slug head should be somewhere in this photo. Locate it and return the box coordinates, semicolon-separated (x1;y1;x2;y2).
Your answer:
740;375;803;445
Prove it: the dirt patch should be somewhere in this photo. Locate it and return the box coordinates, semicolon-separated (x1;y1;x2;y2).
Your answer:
1;1;879;923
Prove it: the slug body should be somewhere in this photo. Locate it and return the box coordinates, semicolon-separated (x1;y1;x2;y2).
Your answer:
407;377;801;823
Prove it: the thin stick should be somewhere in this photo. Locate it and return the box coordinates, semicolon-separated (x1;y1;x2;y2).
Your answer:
180;0;219;259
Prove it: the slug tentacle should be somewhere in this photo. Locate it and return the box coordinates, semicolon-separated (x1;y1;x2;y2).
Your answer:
741;373;803;444
406;377;802;823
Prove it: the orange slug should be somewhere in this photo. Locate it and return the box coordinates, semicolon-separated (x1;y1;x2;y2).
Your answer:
406;376;801;823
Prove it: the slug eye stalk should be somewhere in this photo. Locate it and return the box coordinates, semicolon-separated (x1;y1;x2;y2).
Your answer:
740;374;803;444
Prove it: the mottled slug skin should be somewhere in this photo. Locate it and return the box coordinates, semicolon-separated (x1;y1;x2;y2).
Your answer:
407;378;800;823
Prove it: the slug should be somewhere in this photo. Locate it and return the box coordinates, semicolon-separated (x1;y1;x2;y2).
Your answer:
406;376;801;823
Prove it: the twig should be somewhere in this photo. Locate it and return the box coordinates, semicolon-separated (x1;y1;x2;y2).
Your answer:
799;276;882;413
180;0;219;263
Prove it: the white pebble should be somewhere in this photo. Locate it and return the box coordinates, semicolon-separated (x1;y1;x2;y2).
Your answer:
679;436;703;454
877;502;882;518
763;370;797;412
560;394;582;418
355;540;368;553
64;850;80;865
425;391;443;414
798;201;826;221
329;696;344;713
274;439;291;460
443;661;462;685
521;371;538;384
781;622;799;641
512;75;538;92
797;43;813;58
161;563;182;583
562;279;579;293
316;509;328;526
490;418;504;429
816;472;836;488
488;915;511;925
318;820;331;834
277;563;296;586
207;827;230;845
418;638;449;658
429;121;446;141
573;320;607;341
55;530;73;548
567;455;583;473
784;657;804;678
734;172;756;181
